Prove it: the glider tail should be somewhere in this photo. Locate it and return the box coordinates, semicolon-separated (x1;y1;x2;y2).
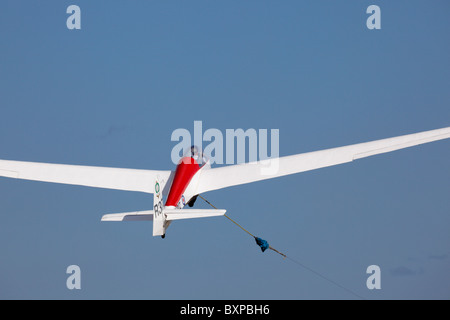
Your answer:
102;177;225;238
152;176;168;237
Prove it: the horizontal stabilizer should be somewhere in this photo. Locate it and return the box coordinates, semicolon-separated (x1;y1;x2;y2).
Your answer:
165;209;226;221
101;210;154;221
101;209;226;222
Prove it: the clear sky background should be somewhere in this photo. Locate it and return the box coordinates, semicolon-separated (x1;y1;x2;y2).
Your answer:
0;1;449;299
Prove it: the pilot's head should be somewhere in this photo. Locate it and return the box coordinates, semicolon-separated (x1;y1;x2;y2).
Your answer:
190;145;199;157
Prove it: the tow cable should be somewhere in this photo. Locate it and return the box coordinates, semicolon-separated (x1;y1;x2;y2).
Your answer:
198;195;286;258
198;194;366;300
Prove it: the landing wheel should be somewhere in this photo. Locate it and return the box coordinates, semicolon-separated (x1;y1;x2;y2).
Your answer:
161;234;166;239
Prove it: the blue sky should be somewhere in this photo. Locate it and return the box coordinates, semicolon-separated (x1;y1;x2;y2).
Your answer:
0;1;449;299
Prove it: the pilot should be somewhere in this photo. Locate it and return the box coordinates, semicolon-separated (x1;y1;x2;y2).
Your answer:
189;145;208;166
190;145;199;158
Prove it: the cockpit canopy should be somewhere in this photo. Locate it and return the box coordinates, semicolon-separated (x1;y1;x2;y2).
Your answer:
183;145;208;166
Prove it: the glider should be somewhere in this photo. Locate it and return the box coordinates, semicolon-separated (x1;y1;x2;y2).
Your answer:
1;127;449;238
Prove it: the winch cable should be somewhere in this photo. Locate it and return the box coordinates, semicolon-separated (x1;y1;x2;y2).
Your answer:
198;194;366;300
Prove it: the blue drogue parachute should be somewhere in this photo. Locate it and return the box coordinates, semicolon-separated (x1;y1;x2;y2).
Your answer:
255;237;270;252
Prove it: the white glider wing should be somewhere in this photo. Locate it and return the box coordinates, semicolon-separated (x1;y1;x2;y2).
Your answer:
0;160;172;194
196;127;450;194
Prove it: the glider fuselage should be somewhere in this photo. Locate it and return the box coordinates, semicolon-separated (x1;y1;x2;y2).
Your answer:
165;156;201;208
